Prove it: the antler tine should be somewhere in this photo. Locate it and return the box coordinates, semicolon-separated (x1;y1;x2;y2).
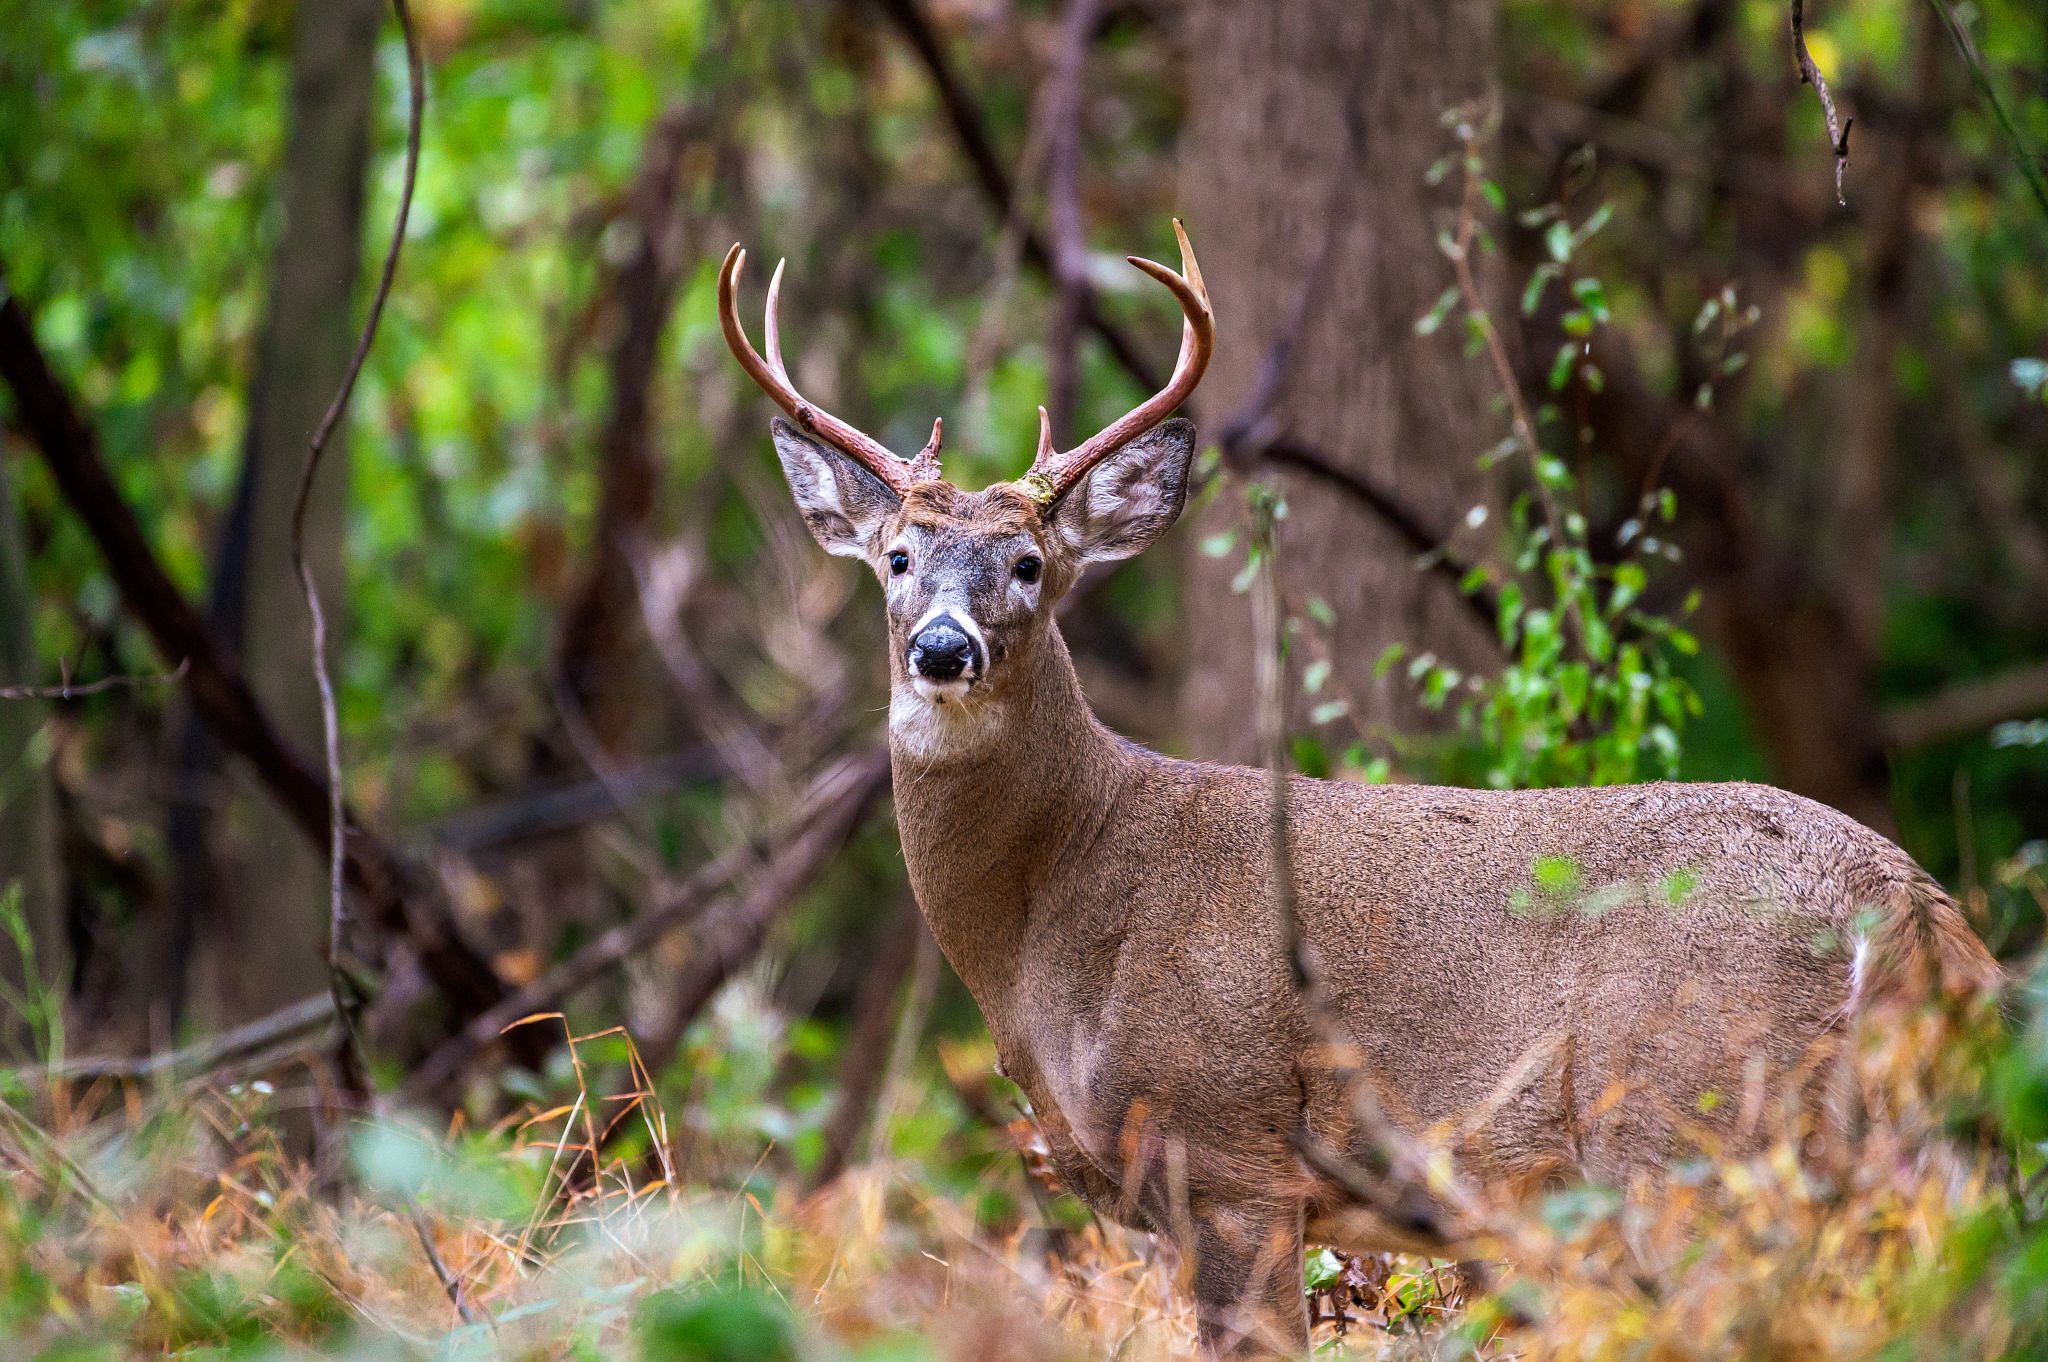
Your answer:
763;256;789;382
908;417;944;482
1023;219;1214;505
717;243;927;495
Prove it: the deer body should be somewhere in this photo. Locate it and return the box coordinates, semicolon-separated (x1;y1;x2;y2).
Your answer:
718;226;1998;1355
890;584;1991;1339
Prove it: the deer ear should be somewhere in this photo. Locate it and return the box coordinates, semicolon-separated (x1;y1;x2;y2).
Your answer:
771;418;901;560
1046;417;1196;564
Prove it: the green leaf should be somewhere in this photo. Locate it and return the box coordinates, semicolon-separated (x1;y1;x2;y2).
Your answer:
1414;285;1460;336
1302;658;1332;695
1304;1247;1345;1291
1532;853;1582;896
1544;218;1573;263
1521;262;1560;316
1662;867;1701;906
1548;342;1578;390
1569;276;1610;323
1200;530;1237;558
638;1284;798;1362
1310;699;1351;726
1306;595;1337;627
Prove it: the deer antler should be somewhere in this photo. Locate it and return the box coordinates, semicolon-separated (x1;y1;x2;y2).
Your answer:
1020;219;1213;505
718;244;942;494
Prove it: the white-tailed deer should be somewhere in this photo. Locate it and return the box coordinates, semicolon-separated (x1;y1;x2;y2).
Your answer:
718;223;2000;1356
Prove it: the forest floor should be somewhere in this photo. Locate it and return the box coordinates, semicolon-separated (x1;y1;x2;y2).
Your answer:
0;980;2020;1361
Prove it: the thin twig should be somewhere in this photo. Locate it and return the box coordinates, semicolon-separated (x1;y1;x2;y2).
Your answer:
1245;495;1469;1246
403;1197;487;1328
1450;149;1558;540
271;1;478;1330
0;657;188;701
285;0;423;1093
1790;0;1853;206
1922;0;2048;226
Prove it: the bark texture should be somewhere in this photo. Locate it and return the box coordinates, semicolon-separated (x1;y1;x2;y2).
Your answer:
1177;1;1500;760
193;0;382;1026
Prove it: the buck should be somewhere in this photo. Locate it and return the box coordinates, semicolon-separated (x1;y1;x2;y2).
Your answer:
716;224;1999;1356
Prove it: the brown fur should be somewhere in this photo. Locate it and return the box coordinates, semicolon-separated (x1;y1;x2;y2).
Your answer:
767;420;2001;1357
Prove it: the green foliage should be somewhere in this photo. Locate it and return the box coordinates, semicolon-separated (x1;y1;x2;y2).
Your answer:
1405;146;1704;792
0;883;64;1066
638;1280;798;1362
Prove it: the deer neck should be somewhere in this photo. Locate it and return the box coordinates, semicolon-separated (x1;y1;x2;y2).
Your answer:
887;624;1133;1009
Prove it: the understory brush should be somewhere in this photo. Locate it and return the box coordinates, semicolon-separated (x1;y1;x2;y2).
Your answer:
0;944;2042;1360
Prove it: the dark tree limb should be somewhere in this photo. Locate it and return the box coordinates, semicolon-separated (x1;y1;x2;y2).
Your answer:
555;102;709;758
0;282;519;1044
867;0;1160;392
634;750;892;1060
400;748;889;1104
1210;73;1501;640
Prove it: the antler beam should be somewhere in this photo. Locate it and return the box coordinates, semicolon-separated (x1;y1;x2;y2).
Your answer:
718;244;941;494
1022;218;1213;505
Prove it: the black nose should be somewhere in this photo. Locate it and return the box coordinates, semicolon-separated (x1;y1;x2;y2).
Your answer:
908;616;978;681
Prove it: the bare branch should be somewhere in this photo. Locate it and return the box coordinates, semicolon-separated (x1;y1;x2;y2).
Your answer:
633;750;891;1060
0;658;188;702
1884;659;2048;750
285;0;425;1096
22;993;336;1085
401;749;889;1104
1790;0;1853;206
1245;497;1468;1247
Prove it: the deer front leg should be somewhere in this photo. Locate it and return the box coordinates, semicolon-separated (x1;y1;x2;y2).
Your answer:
1189;1201;1308;1359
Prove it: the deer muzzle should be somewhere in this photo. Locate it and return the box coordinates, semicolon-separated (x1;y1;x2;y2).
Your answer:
907;613;982;694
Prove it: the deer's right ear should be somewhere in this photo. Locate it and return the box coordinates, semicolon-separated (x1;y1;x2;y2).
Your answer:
771;418;901;560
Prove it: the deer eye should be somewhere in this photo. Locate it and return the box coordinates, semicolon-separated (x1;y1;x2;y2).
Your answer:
888;550;910;576
1014;555;1042;585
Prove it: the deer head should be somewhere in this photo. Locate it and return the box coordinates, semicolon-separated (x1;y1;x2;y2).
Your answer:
719;221;1214;731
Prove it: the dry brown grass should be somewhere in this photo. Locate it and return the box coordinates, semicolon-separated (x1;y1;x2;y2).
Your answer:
0;980;2019;1359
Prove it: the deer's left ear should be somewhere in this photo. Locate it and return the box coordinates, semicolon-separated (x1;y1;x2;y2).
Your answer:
1045;418;1196;565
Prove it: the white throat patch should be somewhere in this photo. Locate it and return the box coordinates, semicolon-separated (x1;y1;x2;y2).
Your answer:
889;685;1003;763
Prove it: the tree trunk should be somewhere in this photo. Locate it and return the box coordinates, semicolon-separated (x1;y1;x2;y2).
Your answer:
1176;1;1499;761
0;440;63;1057
191;0;382;1028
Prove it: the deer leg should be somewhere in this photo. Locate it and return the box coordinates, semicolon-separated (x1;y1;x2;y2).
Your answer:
1190;1201;1308;1359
